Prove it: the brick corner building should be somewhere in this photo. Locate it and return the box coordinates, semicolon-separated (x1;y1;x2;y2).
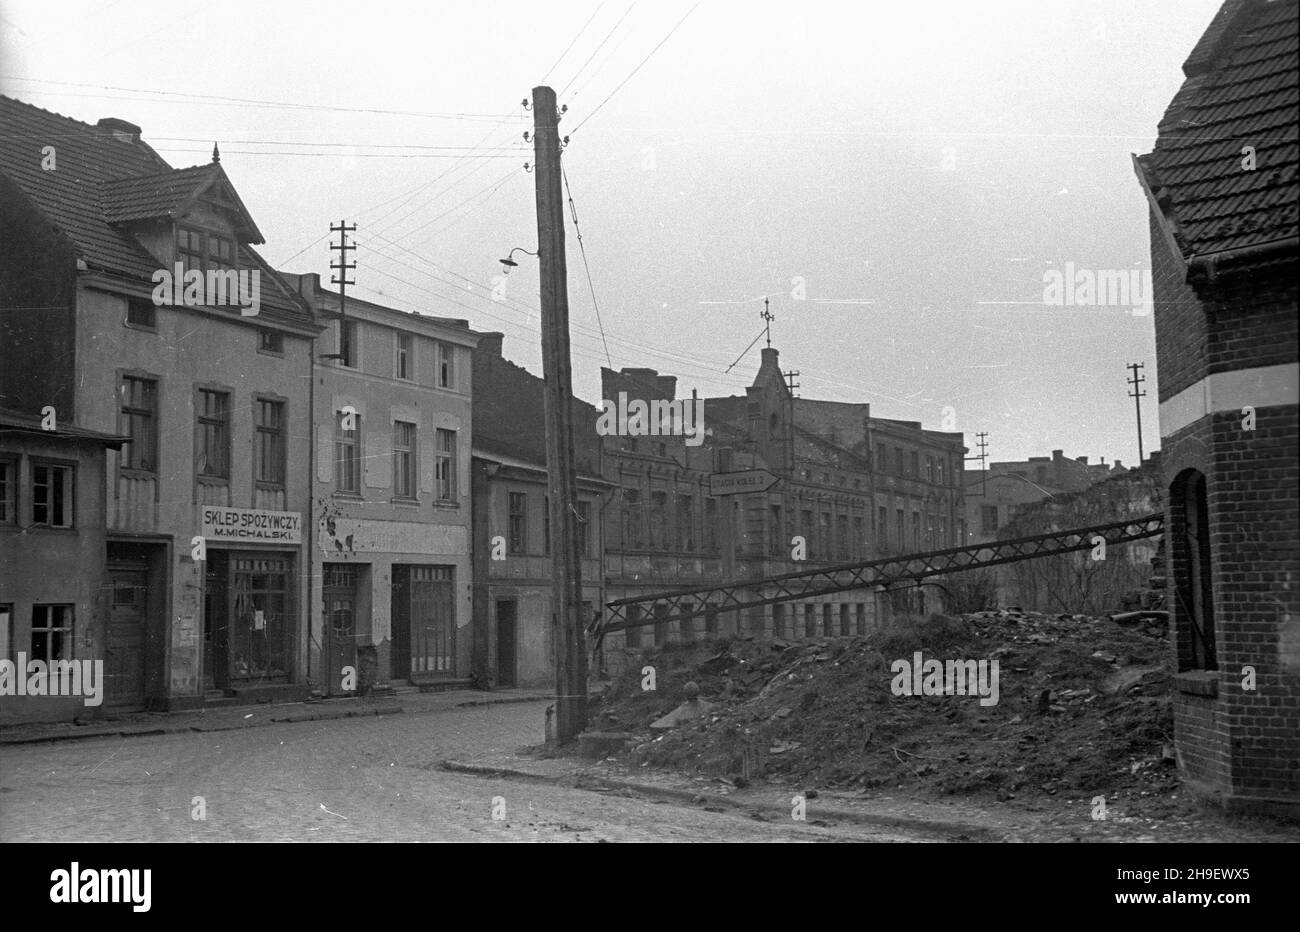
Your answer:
1134;0;1299;818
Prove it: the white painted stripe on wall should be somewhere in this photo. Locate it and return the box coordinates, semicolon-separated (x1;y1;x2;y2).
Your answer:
1159;363;1300;438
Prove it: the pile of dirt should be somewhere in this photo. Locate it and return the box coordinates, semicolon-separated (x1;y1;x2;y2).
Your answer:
591;610;1177;810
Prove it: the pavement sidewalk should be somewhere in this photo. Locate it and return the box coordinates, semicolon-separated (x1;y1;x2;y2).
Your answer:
0;687;553;746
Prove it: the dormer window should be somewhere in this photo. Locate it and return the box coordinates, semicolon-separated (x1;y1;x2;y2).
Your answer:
177;225;237;273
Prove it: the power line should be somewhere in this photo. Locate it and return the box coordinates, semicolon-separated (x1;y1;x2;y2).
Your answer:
570;1;701;135
540;1;608;84
562;164;612;368
4;76;518;121
558;2;638;96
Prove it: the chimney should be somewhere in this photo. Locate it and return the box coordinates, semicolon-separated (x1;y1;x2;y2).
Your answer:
1052;449;1064;460
477;332;504;358
97;117;142;144
1075;455;1088;464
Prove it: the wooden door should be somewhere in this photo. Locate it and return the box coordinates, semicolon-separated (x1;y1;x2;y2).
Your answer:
496;600;516;687
106;569;148;707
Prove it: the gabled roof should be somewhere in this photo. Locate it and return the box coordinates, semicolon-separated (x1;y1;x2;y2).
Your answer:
100;162;265;242
0;95;309;326
1134;0;1299;268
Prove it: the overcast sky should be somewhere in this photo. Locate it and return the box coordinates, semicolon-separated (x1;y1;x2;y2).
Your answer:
1;0;1224;465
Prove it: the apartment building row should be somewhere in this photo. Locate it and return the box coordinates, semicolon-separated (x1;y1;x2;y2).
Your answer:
0;94;968;723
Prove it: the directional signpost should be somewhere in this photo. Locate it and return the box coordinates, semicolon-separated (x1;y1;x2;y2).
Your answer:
709;469;780;496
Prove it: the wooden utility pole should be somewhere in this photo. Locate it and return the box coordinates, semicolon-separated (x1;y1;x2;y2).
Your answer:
1127;362;1146;464
533;85;587;742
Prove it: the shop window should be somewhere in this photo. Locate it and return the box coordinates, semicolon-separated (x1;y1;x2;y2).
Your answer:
230;556;290;680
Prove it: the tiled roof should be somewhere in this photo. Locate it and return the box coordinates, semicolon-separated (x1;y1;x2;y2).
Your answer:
1137;0;1299;261
99;164;220;223
0;406;128;447
0;95;309;325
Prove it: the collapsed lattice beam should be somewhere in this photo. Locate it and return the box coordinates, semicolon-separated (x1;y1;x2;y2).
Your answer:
592;513;1163;643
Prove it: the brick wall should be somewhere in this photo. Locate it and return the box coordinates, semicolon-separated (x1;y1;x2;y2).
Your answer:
1155;243;1300;813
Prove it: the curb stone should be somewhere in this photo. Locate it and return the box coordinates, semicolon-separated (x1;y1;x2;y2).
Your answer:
438;759;1000;841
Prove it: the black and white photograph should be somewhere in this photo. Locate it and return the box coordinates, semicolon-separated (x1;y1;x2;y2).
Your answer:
0;0;1296;890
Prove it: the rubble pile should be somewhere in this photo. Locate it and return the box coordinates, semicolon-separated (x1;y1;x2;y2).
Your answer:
592;610;1178;809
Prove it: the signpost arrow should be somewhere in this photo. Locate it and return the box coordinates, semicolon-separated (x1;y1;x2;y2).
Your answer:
709;469;780;496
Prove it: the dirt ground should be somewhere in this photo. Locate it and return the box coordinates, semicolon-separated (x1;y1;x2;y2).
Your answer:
589;610;1295;837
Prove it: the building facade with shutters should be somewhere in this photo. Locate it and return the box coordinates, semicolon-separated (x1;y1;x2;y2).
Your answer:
287;274;479;692
1134;0;1299;816
0;96;322;711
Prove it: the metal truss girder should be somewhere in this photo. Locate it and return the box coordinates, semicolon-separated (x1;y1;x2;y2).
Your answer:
593;513;1163;639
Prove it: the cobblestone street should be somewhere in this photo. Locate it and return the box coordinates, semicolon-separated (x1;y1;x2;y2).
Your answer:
0;699;939;842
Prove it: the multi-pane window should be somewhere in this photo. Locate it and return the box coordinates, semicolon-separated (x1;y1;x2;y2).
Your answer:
894;447;904;476
896;508;905;550
677;494;694;551
126;298;156;328
335;411;361;493
837;514;850;559
32;463;73;528
0;459;15;524
436;341;454;388
576;500;591;557
878;506;888;548
769;504;783;556
925;456;934;483
650;491;668;548
255;399;286;488
393;421;416;499
912;511;921;549
621;489;642;547
508;492;528;554
910;451;919;477
119;376;157;472
177;226;204;273
177;226;236;274
258;329;283;353
206;233;235;271
704;497;717;552
854;516;866;557
31;605;73;662
395;333;412;380
196;389;230;479
435;429;456;502
339;319;358;368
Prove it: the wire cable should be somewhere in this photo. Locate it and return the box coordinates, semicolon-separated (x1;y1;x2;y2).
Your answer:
562;164;613;368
